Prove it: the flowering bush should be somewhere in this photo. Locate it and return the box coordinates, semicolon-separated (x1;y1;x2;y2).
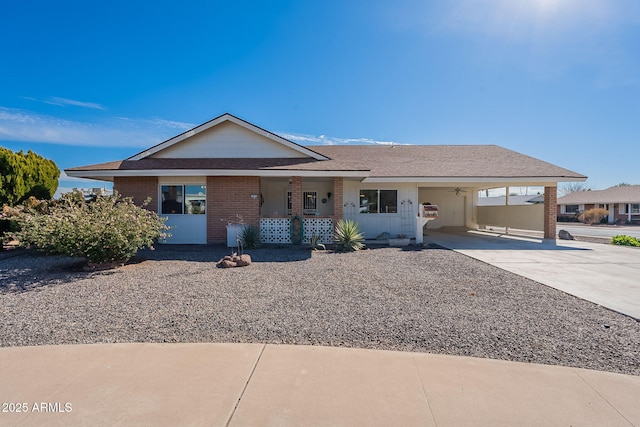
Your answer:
13;191;170;264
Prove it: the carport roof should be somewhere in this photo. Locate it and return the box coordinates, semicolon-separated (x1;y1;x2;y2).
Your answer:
311;145;585;179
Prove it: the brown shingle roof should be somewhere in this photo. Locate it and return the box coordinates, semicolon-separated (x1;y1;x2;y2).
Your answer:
311;145;585;178
66;144;585;179
66;157;367;172
558;185;640;204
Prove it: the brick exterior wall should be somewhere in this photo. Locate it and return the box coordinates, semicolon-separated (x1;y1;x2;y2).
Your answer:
544;186;557;239
207;176;260;244
113;176;158;212
290;176;302;216
332;177;343;221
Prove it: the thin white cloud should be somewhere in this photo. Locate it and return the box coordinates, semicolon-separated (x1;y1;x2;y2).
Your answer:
0;107;398;149
24;96;107;110
277;131;400;146
116;116;195;131
0;107;192;147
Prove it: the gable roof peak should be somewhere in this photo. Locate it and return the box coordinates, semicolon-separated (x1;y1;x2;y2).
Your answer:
127;113;329;161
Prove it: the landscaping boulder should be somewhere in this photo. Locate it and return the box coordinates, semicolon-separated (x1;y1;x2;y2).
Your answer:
558;230;574;240
217;253;252;268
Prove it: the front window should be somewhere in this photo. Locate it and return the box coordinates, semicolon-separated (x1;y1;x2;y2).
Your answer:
359;189;397;214
565;204;579;214
632;204;640;214
161;185;206;215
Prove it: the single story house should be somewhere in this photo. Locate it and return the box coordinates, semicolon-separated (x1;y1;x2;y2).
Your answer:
66;113;586;244
557;185;640;224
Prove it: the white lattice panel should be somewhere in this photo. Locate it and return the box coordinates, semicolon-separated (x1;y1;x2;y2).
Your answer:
303;218;334;244
260;218;291;244
260;218;334;244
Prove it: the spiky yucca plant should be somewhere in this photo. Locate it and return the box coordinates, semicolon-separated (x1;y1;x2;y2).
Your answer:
240;224;261;249
334;219;364;251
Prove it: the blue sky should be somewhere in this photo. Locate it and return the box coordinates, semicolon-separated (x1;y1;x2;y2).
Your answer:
1;0;639;194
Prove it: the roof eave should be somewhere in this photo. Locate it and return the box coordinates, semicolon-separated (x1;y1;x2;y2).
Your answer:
65;168;369;179
362;176;587;184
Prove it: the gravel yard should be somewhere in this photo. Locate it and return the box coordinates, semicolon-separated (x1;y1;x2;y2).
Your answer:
1;245;638;376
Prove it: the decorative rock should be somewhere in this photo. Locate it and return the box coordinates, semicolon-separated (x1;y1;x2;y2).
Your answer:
217;253;252;268
558;230;574;240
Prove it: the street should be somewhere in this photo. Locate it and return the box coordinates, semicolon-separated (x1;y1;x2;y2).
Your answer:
556;223;640;239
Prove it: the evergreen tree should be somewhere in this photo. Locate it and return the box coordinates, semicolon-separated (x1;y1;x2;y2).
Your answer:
0;147;59;206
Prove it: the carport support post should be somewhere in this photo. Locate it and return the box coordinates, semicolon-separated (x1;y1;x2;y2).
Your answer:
544;186;557;239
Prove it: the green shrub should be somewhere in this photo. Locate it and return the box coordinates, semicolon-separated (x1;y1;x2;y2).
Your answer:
14;191;170;264
334;219;364;251
579;208;609;225
0;147;59;206
309;233;326;251
240;224;261;249
611;235;640;247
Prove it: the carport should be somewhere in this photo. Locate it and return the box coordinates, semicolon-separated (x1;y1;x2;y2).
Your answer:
418;184;560;240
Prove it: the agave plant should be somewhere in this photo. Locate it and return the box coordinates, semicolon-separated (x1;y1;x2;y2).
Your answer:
309;233;326;251
334;219;364;251
240;224;261;249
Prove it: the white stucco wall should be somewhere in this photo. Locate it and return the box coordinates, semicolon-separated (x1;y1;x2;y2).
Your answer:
343;180;419;238
418;188;467;229
477;205;544;231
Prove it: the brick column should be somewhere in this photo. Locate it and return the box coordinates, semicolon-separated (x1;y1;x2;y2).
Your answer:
332;177;343;222
290;176;302;216
544;186;557;239
113;176;158;212
207;176;260;244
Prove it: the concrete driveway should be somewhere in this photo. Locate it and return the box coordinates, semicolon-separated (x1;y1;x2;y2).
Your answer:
426;228;640;320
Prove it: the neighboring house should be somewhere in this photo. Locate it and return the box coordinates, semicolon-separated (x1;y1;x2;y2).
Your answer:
557;186;640;224
65;113;586;244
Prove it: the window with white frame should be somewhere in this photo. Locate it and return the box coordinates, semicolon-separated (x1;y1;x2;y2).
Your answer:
632;204;640;214
161;185;206;215
564;204;580;214
359;189;398;214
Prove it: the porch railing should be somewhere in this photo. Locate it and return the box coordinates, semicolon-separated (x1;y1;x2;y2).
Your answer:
260;217;334;244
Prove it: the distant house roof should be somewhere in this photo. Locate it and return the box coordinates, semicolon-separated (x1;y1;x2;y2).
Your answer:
557;185;640;204
477;194;544;206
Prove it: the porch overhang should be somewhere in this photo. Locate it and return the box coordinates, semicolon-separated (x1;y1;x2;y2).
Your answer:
362;176;586;185
65;168;370;182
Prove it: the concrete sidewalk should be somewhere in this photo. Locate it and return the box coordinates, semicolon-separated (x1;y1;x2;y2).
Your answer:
1;343;638;426
426;228;640;320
